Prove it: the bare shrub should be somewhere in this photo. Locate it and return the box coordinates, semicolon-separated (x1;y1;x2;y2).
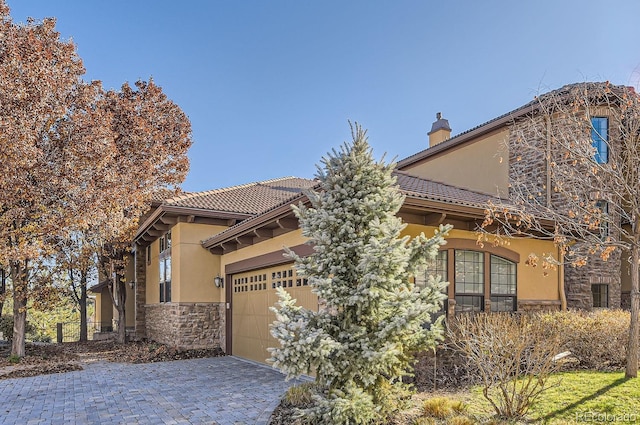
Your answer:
448;313;562;419
538;309;630;370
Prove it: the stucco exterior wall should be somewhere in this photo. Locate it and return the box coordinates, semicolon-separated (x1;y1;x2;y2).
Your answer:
401;128;509;196
172;222;226;303
403;225;561;309
96;288;113;330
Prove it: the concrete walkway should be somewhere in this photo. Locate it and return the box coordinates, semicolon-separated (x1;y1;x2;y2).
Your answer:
0;356;300;425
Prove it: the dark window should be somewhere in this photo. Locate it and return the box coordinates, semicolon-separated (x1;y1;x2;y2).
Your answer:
455;250;484;312
592;284;608;308
591;117;608;164
159;232;172;303
417;250;448;285
416;250;448;316
490;255;517;312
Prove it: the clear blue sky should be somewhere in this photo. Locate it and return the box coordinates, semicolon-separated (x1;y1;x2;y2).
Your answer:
8;1;640;192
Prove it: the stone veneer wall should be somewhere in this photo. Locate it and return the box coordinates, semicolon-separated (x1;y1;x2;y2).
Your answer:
517;300;562;312
564;250;622;310
508;116;622;310
145;303;225;351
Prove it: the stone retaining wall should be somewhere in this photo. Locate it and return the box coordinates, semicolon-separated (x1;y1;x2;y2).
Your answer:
145;303;225;351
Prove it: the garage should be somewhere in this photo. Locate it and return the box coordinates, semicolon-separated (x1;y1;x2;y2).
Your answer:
230;263;318;364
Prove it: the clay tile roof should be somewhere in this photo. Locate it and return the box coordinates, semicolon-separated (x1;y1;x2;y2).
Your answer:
163;176;317;215
394;170;497;208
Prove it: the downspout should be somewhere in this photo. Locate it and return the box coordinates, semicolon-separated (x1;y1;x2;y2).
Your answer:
546;116;552;208
558;247;567;311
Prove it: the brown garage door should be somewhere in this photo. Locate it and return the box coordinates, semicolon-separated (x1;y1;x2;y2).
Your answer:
231;264;317;364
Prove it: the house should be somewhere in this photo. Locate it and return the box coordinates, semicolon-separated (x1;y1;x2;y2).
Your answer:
94;82;629;365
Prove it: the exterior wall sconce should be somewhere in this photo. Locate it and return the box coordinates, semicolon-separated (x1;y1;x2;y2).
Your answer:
214;275;224;288
128;281;135;289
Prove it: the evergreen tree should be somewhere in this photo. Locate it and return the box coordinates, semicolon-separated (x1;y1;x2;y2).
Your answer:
270;124;451;424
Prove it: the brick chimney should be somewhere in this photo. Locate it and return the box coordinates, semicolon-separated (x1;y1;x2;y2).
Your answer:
428;112;451;147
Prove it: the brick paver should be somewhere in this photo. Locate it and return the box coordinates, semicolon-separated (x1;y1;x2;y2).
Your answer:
0;356;300;425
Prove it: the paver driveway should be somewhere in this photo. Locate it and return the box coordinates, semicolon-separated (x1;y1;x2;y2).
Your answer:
0;356;300;425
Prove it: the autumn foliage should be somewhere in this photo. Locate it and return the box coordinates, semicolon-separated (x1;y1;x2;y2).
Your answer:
0;2;192;355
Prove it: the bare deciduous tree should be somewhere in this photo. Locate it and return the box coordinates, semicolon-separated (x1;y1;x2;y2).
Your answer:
482;82;639;378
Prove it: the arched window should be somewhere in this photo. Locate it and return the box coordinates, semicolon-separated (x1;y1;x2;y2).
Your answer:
425;240;519;314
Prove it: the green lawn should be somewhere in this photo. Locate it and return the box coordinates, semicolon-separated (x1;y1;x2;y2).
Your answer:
416;371;639;424
527;371;639;424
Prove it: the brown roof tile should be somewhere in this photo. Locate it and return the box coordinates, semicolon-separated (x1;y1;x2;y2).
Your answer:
162;176;317;215
394;171;497;208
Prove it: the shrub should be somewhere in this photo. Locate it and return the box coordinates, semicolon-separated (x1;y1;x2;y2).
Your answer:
421;397;467;419
538;309;629;370
282;383;317;407
0;315;34;341
448;313;562;420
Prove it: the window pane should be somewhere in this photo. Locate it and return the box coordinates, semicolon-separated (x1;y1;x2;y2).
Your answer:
455;250;483;294
159;259;165;282
491;296;516;312
591;117;608;164
592;284;608;308
416;250;448;287
166;280;171;303
165;257;171;282
490;255;516;295
455;295;483;313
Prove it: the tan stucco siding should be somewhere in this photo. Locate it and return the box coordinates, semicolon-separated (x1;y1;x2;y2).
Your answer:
172;222;226;303
402;225;560;303
96;288;113;326
401;128;509;196
221;230;308;269
146;238;160;303
145;223;227;304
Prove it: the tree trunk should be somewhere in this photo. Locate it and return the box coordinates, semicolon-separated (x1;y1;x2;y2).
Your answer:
627;245;640;378
11;261;27;358
79;269;88;342
115;279;126;344
0;268;5;318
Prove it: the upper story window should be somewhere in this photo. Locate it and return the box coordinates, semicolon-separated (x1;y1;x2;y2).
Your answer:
591;117;608;164
159;232;171;303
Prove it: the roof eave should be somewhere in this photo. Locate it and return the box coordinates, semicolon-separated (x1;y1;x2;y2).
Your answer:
397;103;539;169
202;192;308;250
134;205;253;244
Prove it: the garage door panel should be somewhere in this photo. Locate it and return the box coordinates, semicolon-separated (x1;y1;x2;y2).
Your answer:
232;264;317;364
